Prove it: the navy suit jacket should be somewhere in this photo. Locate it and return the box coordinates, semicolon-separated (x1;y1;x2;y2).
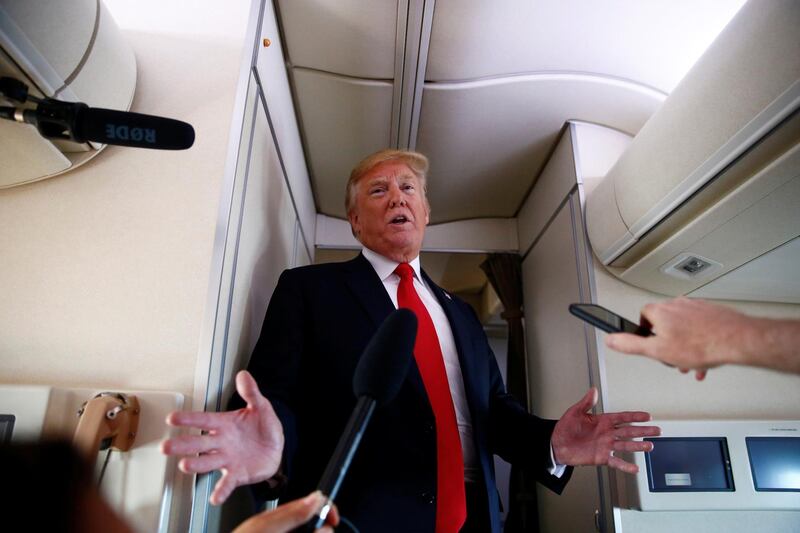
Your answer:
240;254;572;532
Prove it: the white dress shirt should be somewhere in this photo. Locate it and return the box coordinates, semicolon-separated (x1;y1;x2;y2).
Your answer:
361;247;565;480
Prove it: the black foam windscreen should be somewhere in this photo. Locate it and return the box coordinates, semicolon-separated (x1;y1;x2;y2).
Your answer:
75;106;195;150
352;308;417;406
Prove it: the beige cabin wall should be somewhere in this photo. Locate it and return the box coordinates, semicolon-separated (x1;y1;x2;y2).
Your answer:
0;1;250;410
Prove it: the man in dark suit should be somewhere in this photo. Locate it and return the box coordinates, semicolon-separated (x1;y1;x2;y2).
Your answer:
162;149;659;532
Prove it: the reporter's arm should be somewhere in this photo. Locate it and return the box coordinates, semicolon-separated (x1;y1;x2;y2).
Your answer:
606;298;800;376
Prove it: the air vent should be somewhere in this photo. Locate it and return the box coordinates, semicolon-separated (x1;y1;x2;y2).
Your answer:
661;253;722;280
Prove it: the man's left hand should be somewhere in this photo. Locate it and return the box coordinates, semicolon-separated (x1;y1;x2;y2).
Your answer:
551;388;660;474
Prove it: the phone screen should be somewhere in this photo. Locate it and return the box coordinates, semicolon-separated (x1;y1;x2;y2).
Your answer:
568;303;651;336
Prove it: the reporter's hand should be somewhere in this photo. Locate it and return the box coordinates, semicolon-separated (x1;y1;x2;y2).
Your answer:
605;298;749;380
160;370;284;505
232;491;339;533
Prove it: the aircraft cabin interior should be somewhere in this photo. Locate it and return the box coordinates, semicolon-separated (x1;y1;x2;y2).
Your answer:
1;1;798;532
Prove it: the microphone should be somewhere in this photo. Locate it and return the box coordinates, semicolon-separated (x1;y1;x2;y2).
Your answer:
296;308;418;532
0;78;194;150
21;100;195;150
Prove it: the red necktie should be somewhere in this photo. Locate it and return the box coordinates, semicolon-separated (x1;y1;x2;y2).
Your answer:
395;263;466;533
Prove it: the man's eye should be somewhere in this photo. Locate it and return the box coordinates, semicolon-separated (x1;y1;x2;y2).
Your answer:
402;184;415;191
370;188;385;195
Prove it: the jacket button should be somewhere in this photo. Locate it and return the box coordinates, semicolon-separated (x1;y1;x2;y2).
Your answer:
420;491;435;504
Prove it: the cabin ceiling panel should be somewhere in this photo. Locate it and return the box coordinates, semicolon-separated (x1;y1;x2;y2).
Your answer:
292;69;394;217
276;0;397;79
426;0;746;93
416;75;663;223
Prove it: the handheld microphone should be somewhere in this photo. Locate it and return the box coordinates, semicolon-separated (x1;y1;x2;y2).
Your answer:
296;308;417;532
21;100;195;150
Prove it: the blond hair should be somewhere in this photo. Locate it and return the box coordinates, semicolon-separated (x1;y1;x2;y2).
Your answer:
345;149;430;216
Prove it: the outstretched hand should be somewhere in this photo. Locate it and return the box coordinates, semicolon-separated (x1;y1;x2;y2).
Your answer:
551;388;659;474
161;370;285;505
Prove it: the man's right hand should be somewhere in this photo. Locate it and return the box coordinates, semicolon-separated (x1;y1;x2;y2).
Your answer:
161;370;285;505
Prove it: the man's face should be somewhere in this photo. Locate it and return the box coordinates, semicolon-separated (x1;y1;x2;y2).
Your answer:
348;161;430;263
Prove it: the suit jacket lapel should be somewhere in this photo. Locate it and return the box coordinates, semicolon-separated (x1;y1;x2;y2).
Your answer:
421;270;483;405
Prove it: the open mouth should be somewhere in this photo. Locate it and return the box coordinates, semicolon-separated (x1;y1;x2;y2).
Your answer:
390;215;409;225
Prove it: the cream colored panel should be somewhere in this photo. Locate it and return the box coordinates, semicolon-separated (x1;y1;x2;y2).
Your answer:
293;69;393;217
619;159;800;297
0;0;96;84
571;121;632;183
690;237;800;303
218;97;297;404
620;509;800;533
426;0;745;92
257;5;316;259
294;221;312;267
314;214;518;253
66;0;136;111
417;74;662;223
521;198;601;533
612;0;800;237
421;218;518;252
517;126;577;255
0;121;71;188
276;0;396;79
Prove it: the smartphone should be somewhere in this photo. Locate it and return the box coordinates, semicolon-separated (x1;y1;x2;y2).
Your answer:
568;303;653;336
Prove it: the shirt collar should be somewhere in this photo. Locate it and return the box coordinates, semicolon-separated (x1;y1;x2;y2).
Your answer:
362;246;422;282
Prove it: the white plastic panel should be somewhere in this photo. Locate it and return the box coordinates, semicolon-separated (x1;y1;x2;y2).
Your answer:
416;74;662;223
690;236;800;303
629;420;800;511
0;0;96;91
521;195;602;533
315;214;518;253
276;0;397;79
292;68;393;218
66;0;136;111
257;1;317;259
517;125;578;255
426;0;745;93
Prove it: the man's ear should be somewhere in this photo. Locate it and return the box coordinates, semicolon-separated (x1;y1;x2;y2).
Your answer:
348;210;360;237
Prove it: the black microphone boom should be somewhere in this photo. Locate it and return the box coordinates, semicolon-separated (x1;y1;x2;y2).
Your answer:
297;308;417;532
20;99;195;150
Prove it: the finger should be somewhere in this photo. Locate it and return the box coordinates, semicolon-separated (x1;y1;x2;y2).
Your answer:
236;370;269;409
325;503;340;527
179;452;228;475
608;454;639;474
679;368;690;374
695;369;707;381
166;410;226;432
605;333;651;356
210;469;240;506
258;492;322;528
613;440;654;453
614;425;661;439
571;387;598;414
160;434;217;456
604;411;652;424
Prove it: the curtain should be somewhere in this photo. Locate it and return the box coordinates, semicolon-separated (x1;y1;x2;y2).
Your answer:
480;253;539;533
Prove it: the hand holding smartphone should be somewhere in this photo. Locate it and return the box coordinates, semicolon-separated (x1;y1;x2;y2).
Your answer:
568;303;653;337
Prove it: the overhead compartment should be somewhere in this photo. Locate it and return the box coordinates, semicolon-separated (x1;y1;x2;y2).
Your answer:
586;0;800;303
